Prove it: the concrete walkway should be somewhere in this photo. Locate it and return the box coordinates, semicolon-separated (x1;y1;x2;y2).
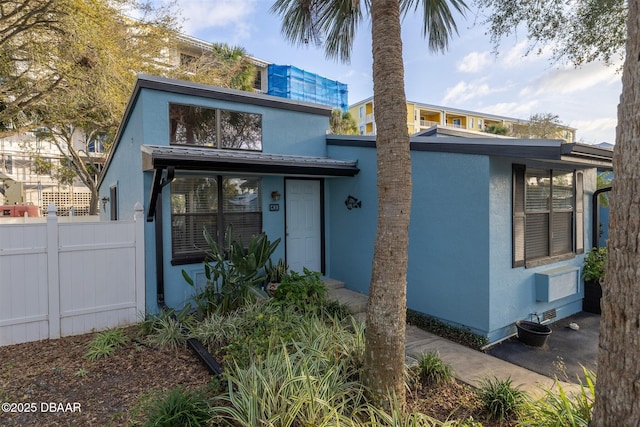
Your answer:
325;280;582;397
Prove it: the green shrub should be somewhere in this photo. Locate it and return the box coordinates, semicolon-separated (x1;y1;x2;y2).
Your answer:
321;299;353;320
190;310;240;352
406;309;488;350
85;328;128;361
144;313;187;350
221;302;298;367
183;227;279;316
476;376;526;421
273;267;326;312
211;343;365;427
144;387;210;427
583;247;607;283
415;350;453;386
521;368;595;426
266;257;288;284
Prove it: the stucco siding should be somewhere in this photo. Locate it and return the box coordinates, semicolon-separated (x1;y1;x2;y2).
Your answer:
327;144;491;335
487;158;597;342
137;89;329;156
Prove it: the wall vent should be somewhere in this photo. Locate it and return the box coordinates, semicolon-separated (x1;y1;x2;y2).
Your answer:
543;308;557;322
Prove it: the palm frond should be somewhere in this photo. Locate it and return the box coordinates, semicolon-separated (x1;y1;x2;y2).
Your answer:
400;0;469;52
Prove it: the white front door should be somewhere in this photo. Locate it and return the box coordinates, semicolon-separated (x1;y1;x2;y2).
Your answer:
285;179;321;273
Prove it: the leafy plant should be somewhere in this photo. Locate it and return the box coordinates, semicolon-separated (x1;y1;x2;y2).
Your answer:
583;247;607;283
266;258;288;283
74;368;88;378
321;299;353;320
521;368;596;426
273;267;326;312
476;376;526;421
221;302;298;367
211;342;366;427
183;227;280;316
85;328;128;361
144;311;189;350
144;386;211;427
415;350;453;386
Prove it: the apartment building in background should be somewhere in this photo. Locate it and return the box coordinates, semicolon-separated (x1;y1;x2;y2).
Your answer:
349;97;577;142
0;33;348;215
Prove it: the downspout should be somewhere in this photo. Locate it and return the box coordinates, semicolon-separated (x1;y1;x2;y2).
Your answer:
148;167;224;376
592;186;612;248
154;167;174;310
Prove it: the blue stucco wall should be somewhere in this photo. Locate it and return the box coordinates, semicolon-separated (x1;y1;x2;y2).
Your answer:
327;144;599;342
487;159;596;342
327;144;492;335
100;85;332;313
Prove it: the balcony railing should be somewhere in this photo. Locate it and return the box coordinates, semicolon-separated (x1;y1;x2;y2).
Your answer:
419;119;439;128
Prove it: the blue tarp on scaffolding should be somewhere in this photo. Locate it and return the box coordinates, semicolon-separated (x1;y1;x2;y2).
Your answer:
267;65;348;111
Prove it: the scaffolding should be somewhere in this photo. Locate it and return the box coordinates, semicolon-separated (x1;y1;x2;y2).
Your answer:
267;65;348;111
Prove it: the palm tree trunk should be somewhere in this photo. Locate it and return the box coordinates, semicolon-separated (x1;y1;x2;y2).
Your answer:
592;0;640;423
363;0;411;410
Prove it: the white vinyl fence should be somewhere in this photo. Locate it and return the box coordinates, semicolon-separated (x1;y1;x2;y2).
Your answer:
0;203;145;346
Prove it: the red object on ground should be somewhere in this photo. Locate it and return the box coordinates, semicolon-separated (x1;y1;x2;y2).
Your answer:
0;205;40;217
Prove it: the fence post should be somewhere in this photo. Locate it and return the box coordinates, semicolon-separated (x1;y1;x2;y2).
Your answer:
133;202;146;317
46;203;61;339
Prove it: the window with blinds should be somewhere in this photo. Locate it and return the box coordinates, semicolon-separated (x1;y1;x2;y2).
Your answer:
513;165;582;267
171;176;262;264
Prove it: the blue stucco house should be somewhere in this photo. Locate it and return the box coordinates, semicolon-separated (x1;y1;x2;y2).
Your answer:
98;75;613;344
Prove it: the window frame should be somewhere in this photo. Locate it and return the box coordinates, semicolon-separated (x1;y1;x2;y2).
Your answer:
512;164;584;268
170;175;262;265
168;103;263;151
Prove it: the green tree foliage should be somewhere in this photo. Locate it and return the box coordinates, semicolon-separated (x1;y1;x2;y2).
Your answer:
476;0;627;66
597;171;612;207
484;123;508;135
171;42;257;91
329;109;359;135
0;0;256;214
510;113;569;141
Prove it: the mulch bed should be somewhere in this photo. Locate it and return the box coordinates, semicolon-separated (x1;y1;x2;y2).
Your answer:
0;327;514;426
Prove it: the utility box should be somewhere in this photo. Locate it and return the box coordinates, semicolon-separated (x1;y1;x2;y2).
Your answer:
535;266;580;302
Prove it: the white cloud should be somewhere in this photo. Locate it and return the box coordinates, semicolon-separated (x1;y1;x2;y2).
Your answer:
525;62;620;96
179;0;257;40
571;117;618;144
441;80;491;105
497;40;552;69
457;51;492;73
481;100;539;118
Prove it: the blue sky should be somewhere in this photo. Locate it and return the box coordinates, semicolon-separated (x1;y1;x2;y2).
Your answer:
160;0;621;144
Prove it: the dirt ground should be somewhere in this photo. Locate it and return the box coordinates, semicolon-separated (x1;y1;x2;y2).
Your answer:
0;328;513;426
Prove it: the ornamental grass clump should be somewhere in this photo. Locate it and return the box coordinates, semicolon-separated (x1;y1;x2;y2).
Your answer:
476;376;526;421
210;331;366;426
85;328;128;361
521;368;595;426
415;350;454;386
143;386;211;427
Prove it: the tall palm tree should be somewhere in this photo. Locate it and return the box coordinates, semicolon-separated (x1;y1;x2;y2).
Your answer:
592;0;640;424
271;0;467;408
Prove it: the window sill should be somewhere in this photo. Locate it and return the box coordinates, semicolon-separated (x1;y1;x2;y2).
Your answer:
525;253;575;269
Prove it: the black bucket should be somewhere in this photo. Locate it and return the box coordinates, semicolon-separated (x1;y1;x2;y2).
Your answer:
516;320;552;347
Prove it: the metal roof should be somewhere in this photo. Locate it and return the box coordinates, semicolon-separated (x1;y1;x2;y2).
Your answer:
326;135;613;169
141;144;360;177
